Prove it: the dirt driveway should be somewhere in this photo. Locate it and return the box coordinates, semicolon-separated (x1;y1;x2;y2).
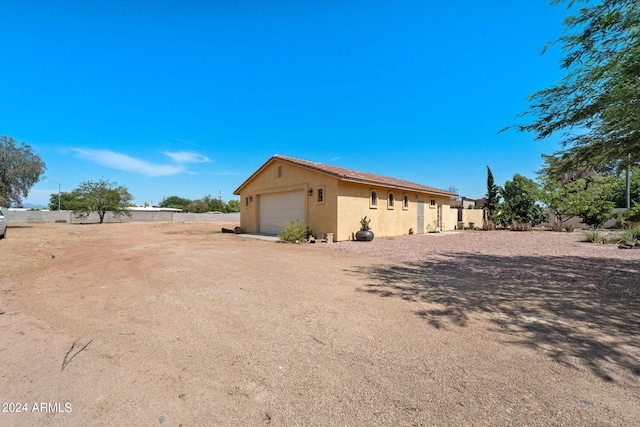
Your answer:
0;222;638;426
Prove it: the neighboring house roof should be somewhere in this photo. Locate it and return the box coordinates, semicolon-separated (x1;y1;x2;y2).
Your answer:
234;155;457;197
451;197;484;209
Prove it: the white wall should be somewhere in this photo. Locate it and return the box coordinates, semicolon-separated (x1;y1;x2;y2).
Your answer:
6;209;240;223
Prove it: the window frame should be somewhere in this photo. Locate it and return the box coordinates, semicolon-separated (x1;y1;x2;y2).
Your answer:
316;186;325;204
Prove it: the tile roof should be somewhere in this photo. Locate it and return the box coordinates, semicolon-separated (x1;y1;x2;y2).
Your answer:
235;155;457;197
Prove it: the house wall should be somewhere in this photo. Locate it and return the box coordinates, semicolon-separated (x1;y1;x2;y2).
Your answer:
459;209;485;229
237;158;456;241
237;159;339;236
437;202;458;233
543;208;626;230
449;208;483;229
336;181;454;241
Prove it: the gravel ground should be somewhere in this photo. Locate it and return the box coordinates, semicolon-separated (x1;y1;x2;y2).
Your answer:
325;230;640;298
1;224;639;426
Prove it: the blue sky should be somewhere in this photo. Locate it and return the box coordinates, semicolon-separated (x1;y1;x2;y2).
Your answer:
2;0;570;207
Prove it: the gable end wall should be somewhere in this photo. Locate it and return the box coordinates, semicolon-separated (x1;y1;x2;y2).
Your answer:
237;160;338;236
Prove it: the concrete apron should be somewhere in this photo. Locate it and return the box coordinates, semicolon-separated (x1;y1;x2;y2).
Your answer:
237;233;281;242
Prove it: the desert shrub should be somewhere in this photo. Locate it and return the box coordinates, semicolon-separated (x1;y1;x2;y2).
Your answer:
278;220;310;243
552;223;574;232
615;214;629;229
551;223;564;232
585;228;607;244
483;219;496;231
510;222;532;231
618;229;638;244
625;202;640;223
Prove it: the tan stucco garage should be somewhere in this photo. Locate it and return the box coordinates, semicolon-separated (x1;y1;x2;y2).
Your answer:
234;155;458;241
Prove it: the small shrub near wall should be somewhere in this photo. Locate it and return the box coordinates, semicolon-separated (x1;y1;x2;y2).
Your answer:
483;220;496;231
585;228;607;244
278;220;311;243
617;229;638;244
510;222;532;231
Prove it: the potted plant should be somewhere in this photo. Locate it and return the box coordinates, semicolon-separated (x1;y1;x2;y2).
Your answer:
355;216;375;241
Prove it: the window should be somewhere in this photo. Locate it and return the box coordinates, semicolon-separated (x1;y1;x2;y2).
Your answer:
370;190;378;208
430;198;436;207
403;194;409;210
245;196;249;207
277;166;282;178
388;192;395;209
317;187;325;203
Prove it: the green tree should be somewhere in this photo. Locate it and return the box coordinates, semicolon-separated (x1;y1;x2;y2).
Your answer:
185;199;209;213
502;174;541;202
577;174;617;227
538;155;620;228
511;0;640;172
73;179;133;223
48;190;82;211
226;199;240;212
500;174;547;228
202;194;225;212
484;166;501;225
0;135;47;207
537;154;598;227
159;195;191;210
501;194;547;229
160;195;240;213
539;173;587;230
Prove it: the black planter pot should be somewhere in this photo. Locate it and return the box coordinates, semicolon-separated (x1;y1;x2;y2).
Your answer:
355;230;375;241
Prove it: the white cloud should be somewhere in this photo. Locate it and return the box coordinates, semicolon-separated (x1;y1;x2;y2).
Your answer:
162;151;211;163
71;148;185;176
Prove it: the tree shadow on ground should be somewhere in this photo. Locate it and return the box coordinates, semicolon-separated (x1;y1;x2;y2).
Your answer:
348;253;640;382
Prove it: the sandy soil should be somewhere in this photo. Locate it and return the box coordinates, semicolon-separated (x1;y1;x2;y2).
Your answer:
0;222;638;426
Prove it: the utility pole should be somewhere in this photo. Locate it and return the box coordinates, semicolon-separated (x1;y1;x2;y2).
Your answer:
47;180;61;210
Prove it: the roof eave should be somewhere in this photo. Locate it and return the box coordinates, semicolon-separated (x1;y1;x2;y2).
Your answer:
340;177;457;197
234;154;458;198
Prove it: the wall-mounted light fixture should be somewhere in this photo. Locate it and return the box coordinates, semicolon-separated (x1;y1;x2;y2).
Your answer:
249;196;253;202
308;188;313;196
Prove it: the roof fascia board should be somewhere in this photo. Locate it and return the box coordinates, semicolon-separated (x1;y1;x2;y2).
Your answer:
339;177;453;196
